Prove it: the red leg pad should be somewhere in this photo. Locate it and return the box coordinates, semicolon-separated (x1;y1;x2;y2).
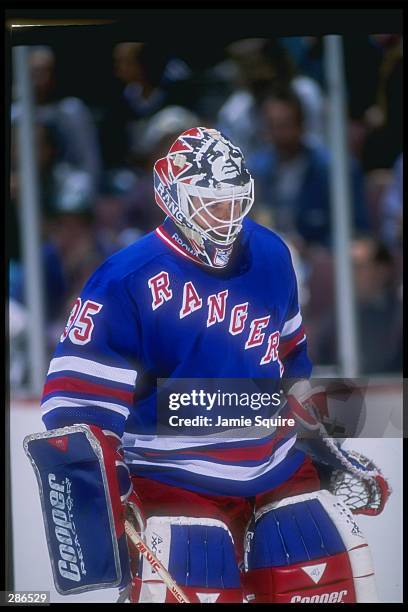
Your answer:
243;551;357;603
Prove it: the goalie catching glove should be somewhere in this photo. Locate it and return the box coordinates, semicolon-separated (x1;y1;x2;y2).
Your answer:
24;424;144;595
285;379;391;516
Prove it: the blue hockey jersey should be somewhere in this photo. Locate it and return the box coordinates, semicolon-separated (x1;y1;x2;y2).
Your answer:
42;217;312;496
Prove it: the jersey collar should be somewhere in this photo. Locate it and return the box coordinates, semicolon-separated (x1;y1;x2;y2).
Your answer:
155;218;205;265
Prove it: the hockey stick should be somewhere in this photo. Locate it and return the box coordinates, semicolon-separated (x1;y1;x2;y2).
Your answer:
124;520;191;603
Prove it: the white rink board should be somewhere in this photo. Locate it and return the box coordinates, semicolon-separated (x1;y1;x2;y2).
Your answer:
10;397;403;603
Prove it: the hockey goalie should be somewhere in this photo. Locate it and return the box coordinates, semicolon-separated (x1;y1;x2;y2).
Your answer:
24;128;390;603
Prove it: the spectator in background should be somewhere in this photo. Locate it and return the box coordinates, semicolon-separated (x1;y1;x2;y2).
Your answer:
341;35;402;169
247;88;368;247
43;168;106;346
361;35;403;172
11;118;102;349
10;119;95;238
315;237;402;374
217;38;325;158
10;121;68;316
379;154;403;297
252;204;310;310
46;169;103;298
380;153;403;251
12;46;102;195
279;36;325;88
122;105;200;234
94;169;142;257
343;36;386;161
99;42;192;168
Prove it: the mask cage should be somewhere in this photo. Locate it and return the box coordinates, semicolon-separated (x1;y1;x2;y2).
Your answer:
178;179;254;245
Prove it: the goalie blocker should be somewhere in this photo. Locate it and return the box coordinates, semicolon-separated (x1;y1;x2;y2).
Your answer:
23;424;140;595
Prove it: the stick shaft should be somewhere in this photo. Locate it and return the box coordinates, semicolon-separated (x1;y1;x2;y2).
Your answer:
125;520;191;603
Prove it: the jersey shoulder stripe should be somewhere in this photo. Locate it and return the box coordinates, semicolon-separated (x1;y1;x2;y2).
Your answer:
43;376;135;405
281;311;303;338
47;356;137;386
41;396;130;418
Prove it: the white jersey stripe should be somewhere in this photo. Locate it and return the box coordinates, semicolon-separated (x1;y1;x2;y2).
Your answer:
281;312;302;337
122;433;271;451
41;396;130;418
124;436;296;481
155;227;200;264
47;356;137;386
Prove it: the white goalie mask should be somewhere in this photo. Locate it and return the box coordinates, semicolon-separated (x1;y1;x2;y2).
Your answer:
153;127;254;267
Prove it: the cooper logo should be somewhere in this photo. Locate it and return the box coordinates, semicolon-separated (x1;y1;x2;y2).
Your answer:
291;590;348;603
48;473;85;582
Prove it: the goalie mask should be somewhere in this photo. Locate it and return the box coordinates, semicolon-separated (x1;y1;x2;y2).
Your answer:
153;127;254;268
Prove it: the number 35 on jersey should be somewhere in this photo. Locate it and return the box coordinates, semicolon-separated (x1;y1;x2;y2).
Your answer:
60;298;103;346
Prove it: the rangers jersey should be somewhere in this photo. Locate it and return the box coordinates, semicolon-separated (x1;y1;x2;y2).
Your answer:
41;217;312;497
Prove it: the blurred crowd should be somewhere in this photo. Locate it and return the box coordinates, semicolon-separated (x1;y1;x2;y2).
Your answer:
9;35;403;385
